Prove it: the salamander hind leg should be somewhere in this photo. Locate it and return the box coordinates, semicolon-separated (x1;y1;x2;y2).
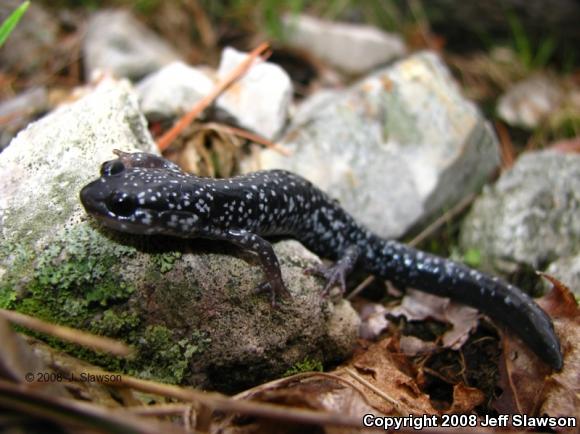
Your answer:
222;229;291;306
305;245;361;296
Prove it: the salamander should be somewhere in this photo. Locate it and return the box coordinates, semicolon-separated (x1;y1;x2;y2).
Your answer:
80;150;563;370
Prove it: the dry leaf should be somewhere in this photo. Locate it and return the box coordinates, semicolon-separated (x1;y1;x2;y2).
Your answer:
494;274;579;427
399;335;438;356
358;303;389;340
537;274;580;429
346;337;438;416
213;373;377;434
389;289;480;350
448;383;485;413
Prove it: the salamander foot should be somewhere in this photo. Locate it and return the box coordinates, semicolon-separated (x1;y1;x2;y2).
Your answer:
305;263;349;296
255;277;291;307
305;246;361;296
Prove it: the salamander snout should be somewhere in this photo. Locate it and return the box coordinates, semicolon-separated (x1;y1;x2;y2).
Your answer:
80;181;137;219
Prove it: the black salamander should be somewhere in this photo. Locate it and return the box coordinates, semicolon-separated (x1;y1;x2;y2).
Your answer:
80;150;563;370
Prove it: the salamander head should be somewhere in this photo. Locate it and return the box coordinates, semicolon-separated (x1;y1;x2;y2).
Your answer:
80;159;205;237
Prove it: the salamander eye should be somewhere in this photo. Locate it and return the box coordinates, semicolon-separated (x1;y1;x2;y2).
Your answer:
100;160;125;176
106;192;136;217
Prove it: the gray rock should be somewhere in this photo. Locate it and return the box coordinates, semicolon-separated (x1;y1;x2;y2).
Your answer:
216;47;293;140
0;87;48;151
0;79;155;242
244;52;499;239
0;1;58;74
136;61;214;120
83;9;181;81
545;254;580;297
282;14;406;75
0;79;358;391
460;151;580;275
497;75;563;129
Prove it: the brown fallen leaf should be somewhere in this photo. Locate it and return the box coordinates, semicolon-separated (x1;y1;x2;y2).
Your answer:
212;372;378;434
537;274;580;431
448;383;486;413
537;273;579;319
346;337;438;416
389;289;480;351
493;274;579;430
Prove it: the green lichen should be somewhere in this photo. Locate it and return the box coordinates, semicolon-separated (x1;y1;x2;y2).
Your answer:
131;325;211;384
283;357;324;377
151;250;182;273
0;287;16;309
381;89;420;145
91;309;142;336
0;223;139;362
10;225;137;320
1;220;213;385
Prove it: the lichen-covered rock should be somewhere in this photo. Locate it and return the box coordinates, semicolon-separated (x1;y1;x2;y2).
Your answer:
460;151;580;276
0;79;358;391
244;51;499;239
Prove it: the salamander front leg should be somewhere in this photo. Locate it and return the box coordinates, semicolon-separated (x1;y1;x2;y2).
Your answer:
306;245;361;296
221;229;291;306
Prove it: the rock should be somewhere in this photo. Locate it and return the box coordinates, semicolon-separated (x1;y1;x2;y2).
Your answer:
0;87;48;151
244;52;499;239
0;78;155;243
545;254;580;298
136;61;214;120
0;79;358;391
83;9;181;81
460;151;580;276
497;75;563;129
0;1;58;75
282;14;406;75
216;47;293;140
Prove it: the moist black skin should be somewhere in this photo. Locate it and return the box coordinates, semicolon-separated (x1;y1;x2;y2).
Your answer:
80;151;563;370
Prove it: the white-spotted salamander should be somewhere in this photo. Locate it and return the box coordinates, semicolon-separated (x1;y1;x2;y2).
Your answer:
80;150;563;370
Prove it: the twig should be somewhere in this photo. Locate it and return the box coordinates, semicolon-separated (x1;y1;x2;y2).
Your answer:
408;192;477;248
157;42;270;151
203;122;291;156
346;275;375;300
342;368;404;412
0;309;132;357
495;120;515;169
89;369;374;429
122;403;193;417
0;380;182;434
